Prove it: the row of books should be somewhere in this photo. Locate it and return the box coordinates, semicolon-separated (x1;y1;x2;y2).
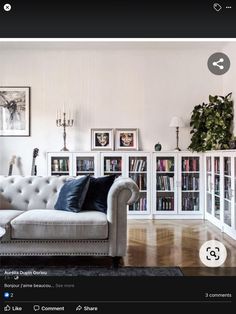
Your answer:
156;159;174;172
182;158;199;172
224;177;231;199
156;175;174;191
182;196;199;211
215;176;220;194
224;158;231;175
157;197;174;211
215;196;220;219
77;159;94;171
214;158;220;173
51;158;69;172
129;173;147;190
104;158;122;172
129;158;146;172
206;158;211;172
129;197;147;211
182;174;199;191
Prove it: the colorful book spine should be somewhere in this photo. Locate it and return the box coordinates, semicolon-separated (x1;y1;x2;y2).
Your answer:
157;197;174;211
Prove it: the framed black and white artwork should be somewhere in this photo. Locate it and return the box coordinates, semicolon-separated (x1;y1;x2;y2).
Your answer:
91;128;114;151
0;87;30;136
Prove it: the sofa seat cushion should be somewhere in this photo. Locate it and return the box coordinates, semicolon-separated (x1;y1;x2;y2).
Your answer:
10;209;108;240
0;210;24;228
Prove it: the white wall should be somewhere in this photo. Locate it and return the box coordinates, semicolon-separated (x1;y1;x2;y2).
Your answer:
223;42;236;129
0;42;230;176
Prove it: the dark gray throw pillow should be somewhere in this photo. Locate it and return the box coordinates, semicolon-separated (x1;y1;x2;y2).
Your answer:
82;175;116;213
54;175;90;213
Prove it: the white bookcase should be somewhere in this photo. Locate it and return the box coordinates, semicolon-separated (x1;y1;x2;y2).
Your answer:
205;151;236;239
179;153;202;215
100;152;152;218
153;152;203;219
153;153;177;215
47;152;98;177
47;151;152;218
47;150;236;240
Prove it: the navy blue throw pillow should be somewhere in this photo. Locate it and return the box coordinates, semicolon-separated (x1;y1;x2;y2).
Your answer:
54;175;90;213
82;175;116;213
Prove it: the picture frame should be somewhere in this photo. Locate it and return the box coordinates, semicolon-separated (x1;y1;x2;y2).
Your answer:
115;128;139;150
0;87;30;136
91;128;114;151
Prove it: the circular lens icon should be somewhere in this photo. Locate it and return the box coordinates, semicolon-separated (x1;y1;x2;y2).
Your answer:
208;52;230;75
199;240;227;267
3;3;11;12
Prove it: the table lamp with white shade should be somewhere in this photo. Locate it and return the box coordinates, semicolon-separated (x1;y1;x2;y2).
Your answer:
169;116;185;151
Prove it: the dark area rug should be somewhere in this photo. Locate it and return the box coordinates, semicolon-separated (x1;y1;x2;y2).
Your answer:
0;257;183;276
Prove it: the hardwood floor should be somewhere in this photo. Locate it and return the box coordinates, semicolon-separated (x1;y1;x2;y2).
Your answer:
1;220;236;276
125;220;236;276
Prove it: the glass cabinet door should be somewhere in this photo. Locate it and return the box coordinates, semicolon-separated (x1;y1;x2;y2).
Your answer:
235;158;236;229
128;156;148;212
76;156;95;176
155;156;175;212
214;157;221;220
50;155;71;176
180;156;200;212
223;157;232;227
206;157;213;214
103;155;122;177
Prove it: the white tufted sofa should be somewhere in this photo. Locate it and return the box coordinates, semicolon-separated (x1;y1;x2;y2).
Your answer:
0;176;139;260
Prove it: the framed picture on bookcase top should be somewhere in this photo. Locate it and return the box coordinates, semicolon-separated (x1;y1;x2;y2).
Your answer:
0;86;30;136
91;128;114;151
115;128;139;150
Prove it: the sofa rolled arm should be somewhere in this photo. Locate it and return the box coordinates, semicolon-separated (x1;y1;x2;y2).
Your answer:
107;177;139;217
111;176;139;202
107;177;139;257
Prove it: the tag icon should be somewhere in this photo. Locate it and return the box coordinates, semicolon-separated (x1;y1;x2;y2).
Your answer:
213;3;222;12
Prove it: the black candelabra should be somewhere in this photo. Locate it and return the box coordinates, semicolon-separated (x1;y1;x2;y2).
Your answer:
56;112;74;151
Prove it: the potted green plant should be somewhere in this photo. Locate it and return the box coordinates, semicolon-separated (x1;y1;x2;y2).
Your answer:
188;93;233;152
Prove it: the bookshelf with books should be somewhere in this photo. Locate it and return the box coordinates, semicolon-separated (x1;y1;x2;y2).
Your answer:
101;154;123;177
153;152;203;218
127;153;151;215
74;153;98;177
205;156;213;216
46;151;236;237
223;156;232;227
214;156;221;221
48;153;72;176
222;154;236;239
205;151;236;240
180;155;200;213
205;154;222;228
153;154;177;215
